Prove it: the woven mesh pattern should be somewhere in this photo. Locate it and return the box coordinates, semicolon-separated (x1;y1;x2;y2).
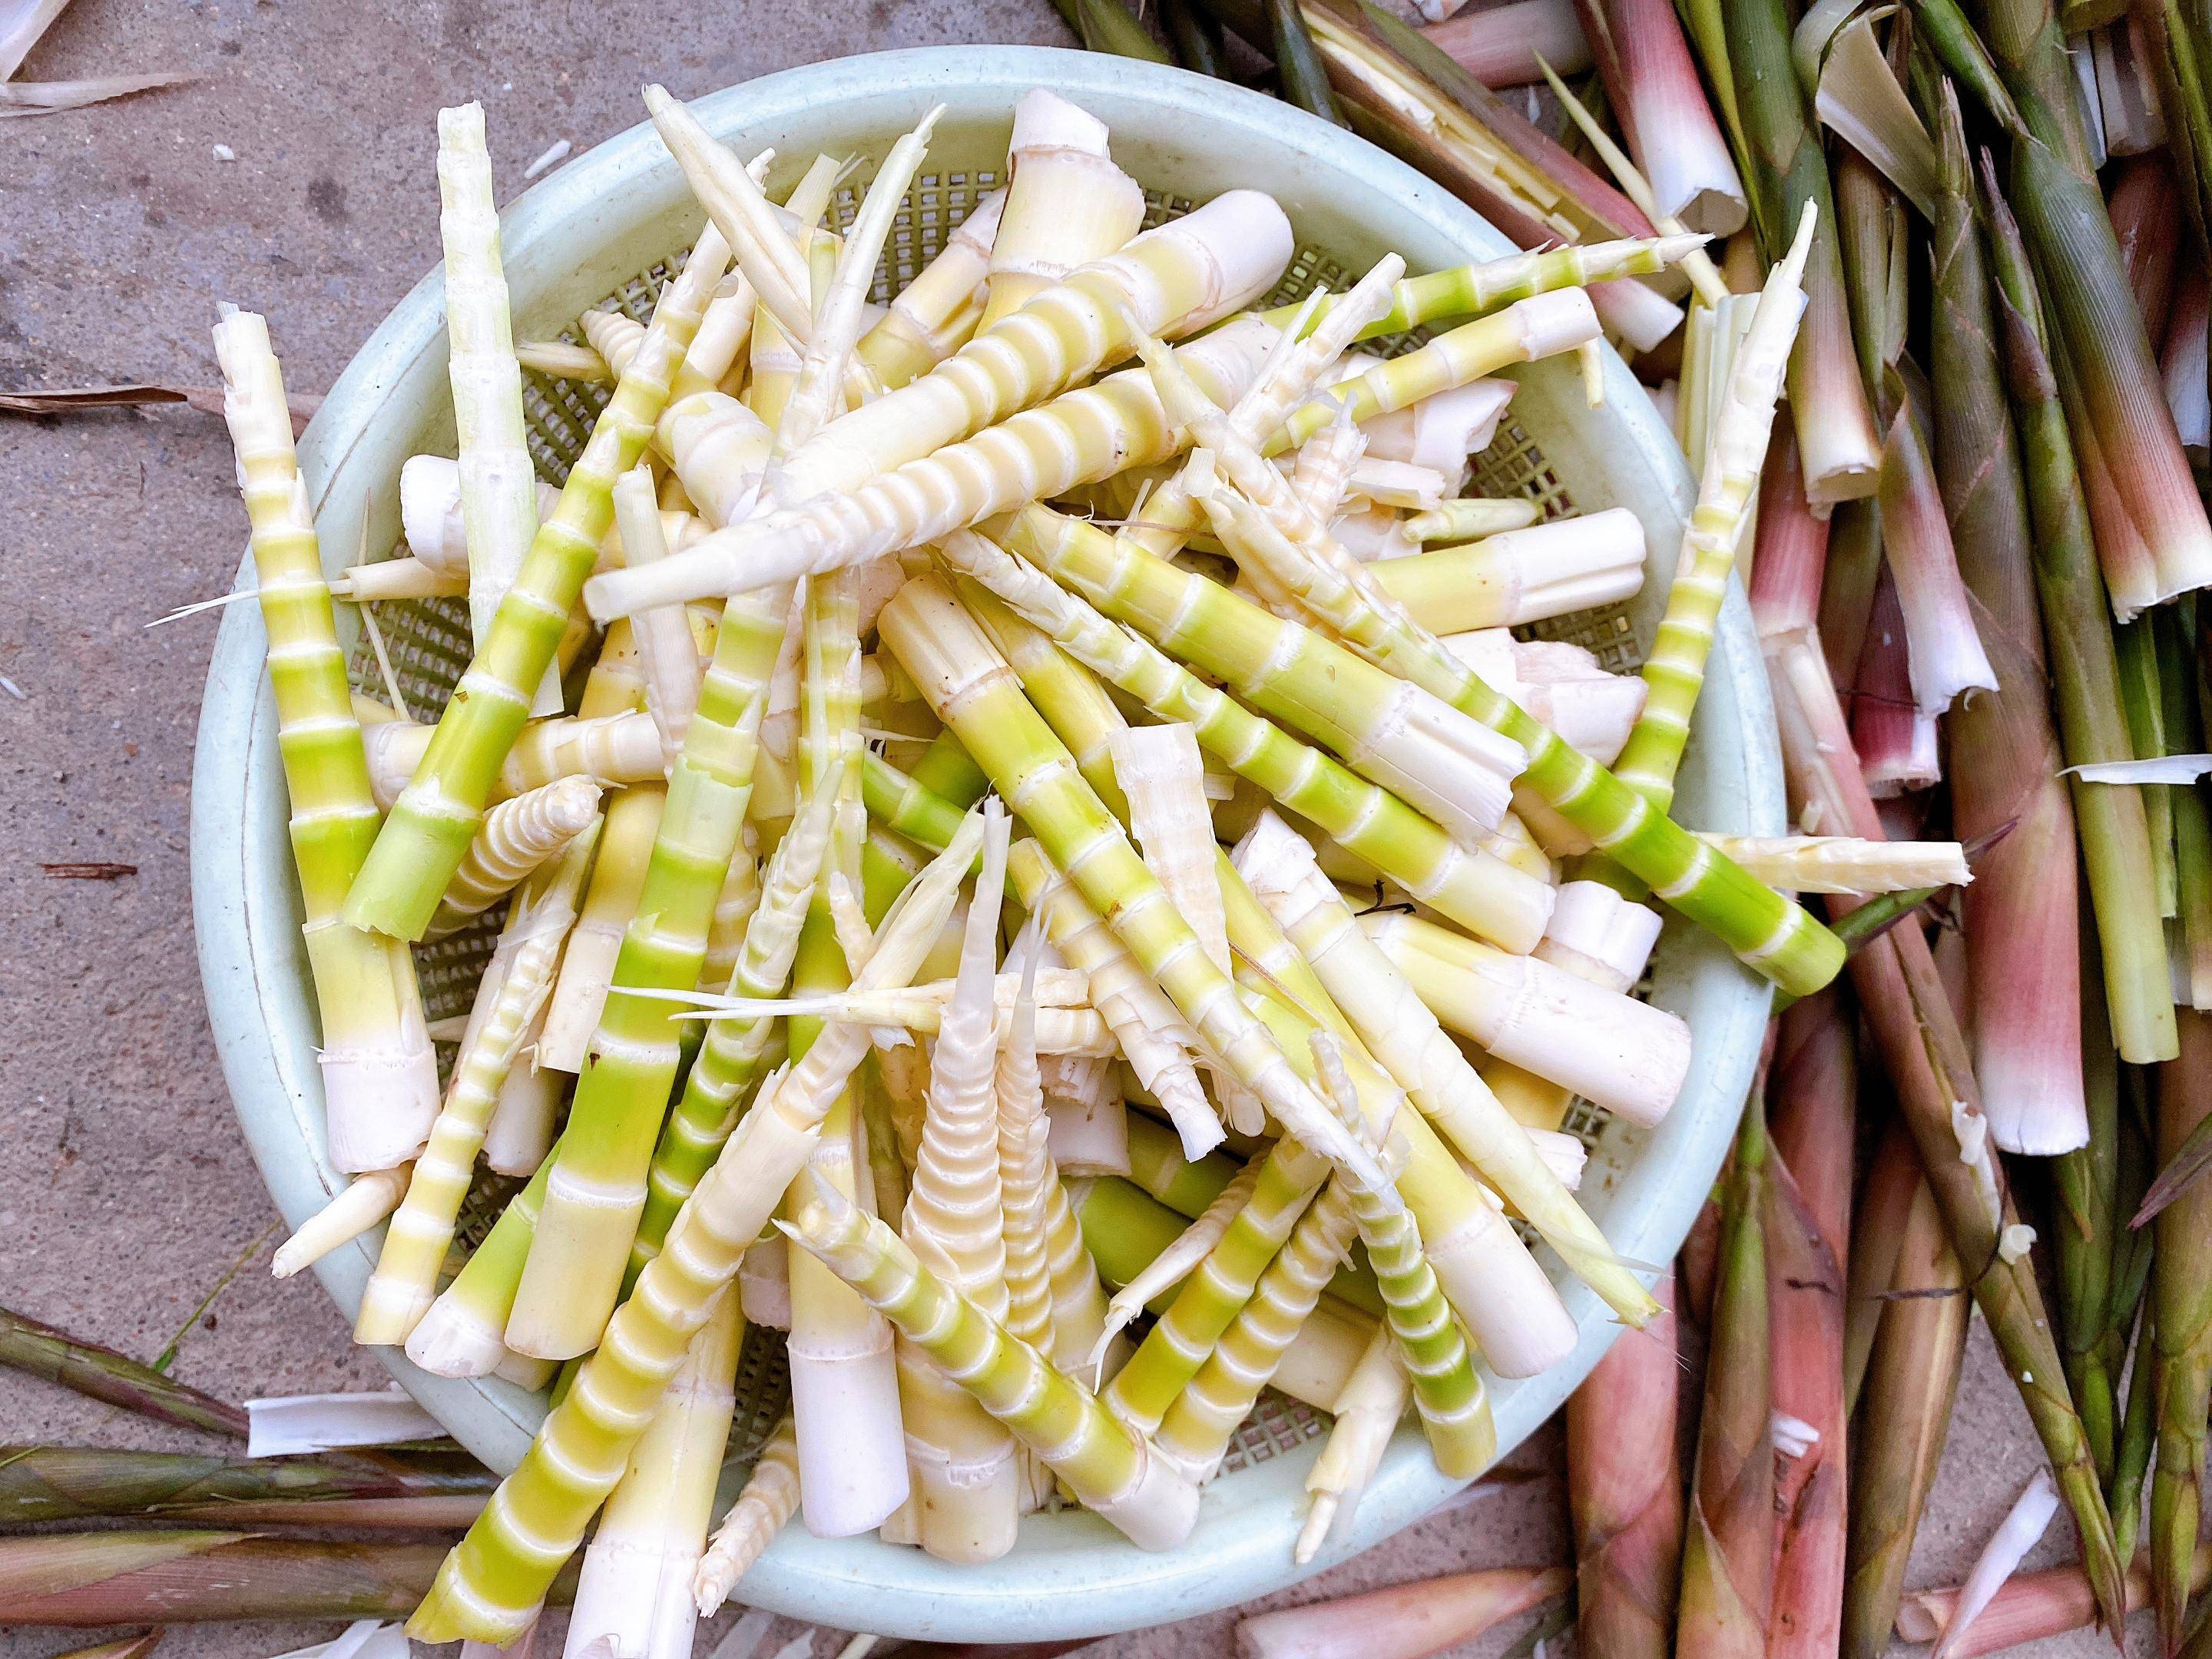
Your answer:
343;171;1642;1477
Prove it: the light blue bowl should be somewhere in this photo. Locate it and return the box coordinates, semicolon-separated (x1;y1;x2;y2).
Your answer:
192;45;1777;1641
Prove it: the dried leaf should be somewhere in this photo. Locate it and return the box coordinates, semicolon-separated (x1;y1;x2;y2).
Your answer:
41;862;136;879
0;70;192;117
0;382;319;434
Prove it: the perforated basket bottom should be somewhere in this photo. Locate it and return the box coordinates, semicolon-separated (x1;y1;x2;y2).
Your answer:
347;172;1645;1487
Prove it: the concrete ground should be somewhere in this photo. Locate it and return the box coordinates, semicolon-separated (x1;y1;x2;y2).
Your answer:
0;2;2142;1654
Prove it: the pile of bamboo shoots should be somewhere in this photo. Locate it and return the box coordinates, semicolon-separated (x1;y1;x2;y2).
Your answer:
203;67;2099;1654
1043;0;2212;1654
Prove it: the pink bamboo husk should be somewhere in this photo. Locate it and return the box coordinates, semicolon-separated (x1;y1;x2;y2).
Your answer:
1766;992;1852;1659
1895;1544;2212;1655
2164;267;2209;465
1235;1565;1571;1659
2108;155;2179;339
1849;572;1939;798
1745;427;1830;641
1573;0;1750;234
1420;0;1592;85
1566;1271;1682;1659
1946;595;2086;1154
1878;407;1995;719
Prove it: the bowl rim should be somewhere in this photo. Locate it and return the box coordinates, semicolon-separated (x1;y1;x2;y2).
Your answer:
191;42;1777;1641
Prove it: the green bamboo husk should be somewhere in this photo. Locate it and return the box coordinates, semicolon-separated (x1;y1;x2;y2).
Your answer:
1830;874;2129;1639
2055;934;2127;1486
0;1531;577;1627
1757;516;2130;1635
1840;1121;1915;1414
0;1309;248;1439
2116;617;2178;916
0;1445;492;1526
2111;1298;2157;1564
1977;147;2178;1065
1267;0;1349;121
1051;0;1177;61
2151;1009;2212;1652
1675;1097;1773;1657
1955;0;2212;619
1162;0;1231;74
1839;1176;1969;1659
1717;0;1879;505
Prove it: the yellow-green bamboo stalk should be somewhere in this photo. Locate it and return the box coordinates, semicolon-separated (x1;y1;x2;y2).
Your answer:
1153;1176;1366;1482
505;578;792;1356
565;1294;742;1659
879;574;1384;1187
1238;979;1578;1378
1610;205;1812;810
896;806;1022;1561
1002;505;1539;850
1237;811;1655;1323
1273;289;1603;453
692;1415;799;1616
406;821;979;1644
787;190;1291;505
580;318;1284;620
1162;438;1845;994
781;1174;1201;1549
214;303;439;1173
856;189;1005;391
1310;1037;1492;1478
402;1144;556;1380
631;787;835;1273
1259;232;1710;339
1103;1131;1331;1436
358;709;667;813
355;833;595;1346
435;102;557;716
535;783;663;1071
981;89;1146;329
935;529;1550;950
1094;1161;1265;1367
346;221;727;939
421;776;601;941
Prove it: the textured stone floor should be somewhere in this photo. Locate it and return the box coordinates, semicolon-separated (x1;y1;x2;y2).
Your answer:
0;2;2128;1654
